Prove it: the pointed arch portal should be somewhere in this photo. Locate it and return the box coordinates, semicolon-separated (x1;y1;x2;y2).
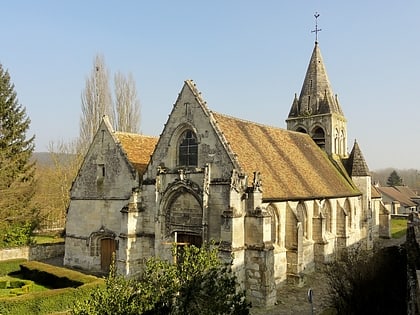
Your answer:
164;186;204;242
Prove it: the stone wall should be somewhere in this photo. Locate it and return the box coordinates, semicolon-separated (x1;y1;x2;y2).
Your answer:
0;243;64;262
406;213;420;315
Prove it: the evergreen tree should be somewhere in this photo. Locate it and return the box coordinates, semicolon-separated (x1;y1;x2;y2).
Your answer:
0;63;37;247
386;170;403;186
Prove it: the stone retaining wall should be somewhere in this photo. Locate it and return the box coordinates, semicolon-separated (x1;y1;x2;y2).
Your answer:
0;243;64;262
406;213;420;315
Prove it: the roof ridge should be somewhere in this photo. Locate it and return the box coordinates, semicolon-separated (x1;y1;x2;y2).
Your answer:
213;111;359;200
114;131;158;139
212;111;284;132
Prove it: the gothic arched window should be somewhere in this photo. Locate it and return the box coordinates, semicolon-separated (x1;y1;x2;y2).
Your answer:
324;200;332;233
340;130;346;156
178;130;198;167
296;127;307;134
297;202;309;239
334;128;339;155
312;126;325;150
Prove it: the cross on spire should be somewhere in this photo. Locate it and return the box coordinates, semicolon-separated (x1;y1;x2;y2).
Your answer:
311;12;322;43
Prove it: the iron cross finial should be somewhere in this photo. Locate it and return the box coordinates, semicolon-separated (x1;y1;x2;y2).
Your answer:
311;12;322;43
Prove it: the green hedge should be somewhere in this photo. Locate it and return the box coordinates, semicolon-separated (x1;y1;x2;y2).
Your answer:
0;261;103;315
17;261;97;289
0;279;34;297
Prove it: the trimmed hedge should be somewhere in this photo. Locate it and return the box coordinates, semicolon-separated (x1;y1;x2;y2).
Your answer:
17;261;98;289
0;261;103;315
0;278;34;297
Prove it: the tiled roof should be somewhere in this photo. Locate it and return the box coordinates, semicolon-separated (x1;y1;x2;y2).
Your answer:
376;186;417;207
371;185;382;199
345;141;370;176
394;185;419;198
211;112;359;201
114;132;158;175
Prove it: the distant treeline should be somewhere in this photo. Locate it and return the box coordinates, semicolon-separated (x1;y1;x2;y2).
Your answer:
32;152;76;167
371;168;420;191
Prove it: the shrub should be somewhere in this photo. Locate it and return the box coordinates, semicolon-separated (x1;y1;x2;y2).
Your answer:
8;280;26;289
0;222;35;248
72;243;250;315
324;245;407;314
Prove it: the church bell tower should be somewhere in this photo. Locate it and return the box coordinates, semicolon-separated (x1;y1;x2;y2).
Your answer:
286;14;348;158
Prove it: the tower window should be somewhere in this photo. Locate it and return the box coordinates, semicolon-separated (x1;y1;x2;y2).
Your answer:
178;130;198;167
312;127;325;150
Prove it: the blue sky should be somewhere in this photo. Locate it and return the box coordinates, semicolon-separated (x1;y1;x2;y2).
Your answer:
2;1;419;170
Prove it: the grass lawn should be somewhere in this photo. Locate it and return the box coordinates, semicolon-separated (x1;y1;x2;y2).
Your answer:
391;218;407;239
33;234;64;244
0;259;26;277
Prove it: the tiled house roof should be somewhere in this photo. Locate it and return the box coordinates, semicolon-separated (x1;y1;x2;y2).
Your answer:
394;185;419;198
376;186;417;207
211;112;359;201
114;132;158;175
371;185;382;199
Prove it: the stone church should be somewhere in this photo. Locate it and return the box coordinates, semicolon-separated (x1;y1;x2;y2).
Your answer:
64;41;390;306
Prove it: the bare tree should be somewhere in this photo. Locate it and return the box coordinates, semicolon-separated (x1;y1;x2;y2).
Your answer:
33;55;142;232
114;71;140;133
31;140;83;231
79;54;114;153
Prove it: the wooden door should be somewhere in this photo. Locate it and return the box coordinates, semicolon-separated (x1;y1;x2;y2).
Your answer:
101;238;116;272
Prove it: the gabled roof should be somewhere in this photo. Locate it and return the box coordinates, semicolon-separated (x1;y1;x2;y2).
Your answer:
211;112;359;201
288;42;344;118
345;140;370;176
114;132;158;175
371;185;382;199
393;185;419;198
376;186;417;207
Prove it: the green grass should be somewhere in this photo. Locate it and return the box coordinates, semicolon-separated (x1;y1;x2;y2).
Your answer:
0;259;26;277
33;235;64;245
391;218;407;239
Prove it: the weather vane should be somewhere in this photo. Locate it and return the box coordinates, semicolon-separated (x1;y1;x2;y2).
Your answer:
311;12;322;43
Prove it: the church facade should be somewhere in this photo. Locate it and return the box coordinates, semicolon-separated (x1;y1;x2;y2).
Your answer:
64;42;390;306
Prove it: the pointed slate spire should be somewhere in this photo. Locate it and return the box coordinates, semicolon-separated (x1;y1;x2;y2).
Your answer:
346;140;370;176
288;42;344;118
